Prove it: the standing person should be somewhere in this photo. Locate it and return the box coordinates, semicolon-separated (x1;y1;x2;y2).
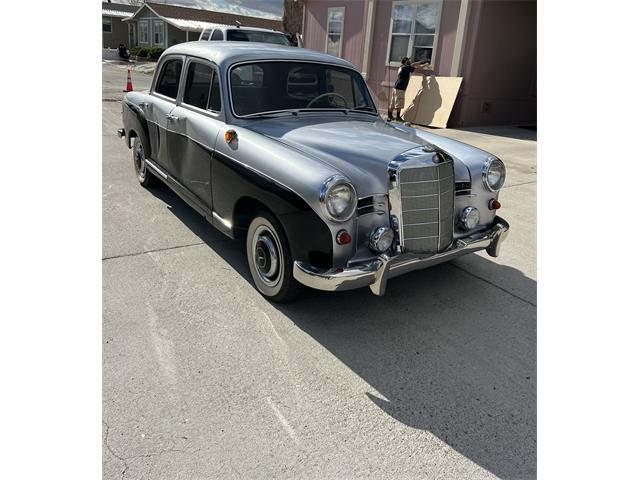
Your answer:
388;57;430;122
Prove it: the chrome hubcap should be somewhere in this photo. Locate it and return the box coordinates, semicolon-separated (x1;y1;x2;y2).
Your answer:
135;143;146;176
252;225;282;287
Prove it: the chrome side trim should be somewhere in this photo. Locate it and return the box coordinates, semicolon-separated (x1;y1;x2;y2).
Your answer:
211;209;232;230
144;159;167;179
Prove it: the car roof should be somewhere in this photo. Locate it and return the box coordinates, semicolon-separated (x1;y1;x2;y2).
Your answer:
161;42;358;72
202;25;286;33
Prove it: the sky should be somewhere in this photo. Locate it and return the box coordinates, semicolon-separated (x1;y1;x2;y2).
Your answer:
111;0;284;20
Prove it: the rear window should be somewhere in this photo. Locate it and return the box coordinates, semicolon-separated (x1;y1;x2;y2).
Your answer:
183;61;221;112
183;62;213;110
226;29;292;46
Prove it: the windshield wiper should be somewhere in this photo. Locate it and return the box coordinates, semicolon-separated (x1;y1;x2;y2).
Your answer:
241;110;299;119
347;106;379;116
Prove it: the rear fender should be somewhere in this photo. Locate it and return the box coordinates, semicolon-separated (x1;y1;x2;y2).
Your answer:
122;100;151;155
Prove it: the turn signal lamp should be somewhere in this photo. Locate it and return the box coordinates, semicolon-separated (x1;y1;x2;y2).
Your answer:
489;199;501;210
336;229;352;245
225;129;237;144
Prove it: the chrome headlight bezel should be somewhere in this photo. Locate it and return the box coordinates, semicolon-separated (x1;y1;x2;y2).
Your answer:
482;156;506;192
319;175;357;223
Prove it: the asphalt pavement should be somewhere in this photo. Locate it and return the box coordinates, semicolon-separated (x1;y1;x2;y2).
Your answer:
102;61;536;480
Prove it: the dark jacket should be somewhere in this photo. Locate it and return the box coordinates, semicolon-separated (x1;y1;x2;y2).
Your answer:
394;65;415;91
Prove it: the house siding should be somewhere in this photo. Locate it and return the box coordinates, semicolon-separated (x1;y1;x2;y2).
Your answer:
302;0;535;127
448;0;536;126
366;0;460;112
303;0;460;112
167;24;186;47
103;15;130;49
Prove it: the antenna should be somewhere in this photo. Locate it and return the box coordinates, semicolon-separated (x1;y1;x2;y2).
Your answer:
235;20;242;27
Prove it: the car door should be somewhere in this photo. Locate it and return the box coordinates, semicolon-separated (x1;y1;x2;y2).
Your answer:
149;55;185;175
169;58;224;211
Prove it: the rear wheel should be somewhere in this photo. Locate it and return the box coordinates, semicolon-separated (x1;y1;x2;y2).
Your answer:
246;212;301;303
133;137;155;187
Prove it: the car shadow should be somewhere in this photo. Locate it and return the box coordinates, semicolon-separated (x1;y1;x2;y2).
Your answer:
148;182;536;479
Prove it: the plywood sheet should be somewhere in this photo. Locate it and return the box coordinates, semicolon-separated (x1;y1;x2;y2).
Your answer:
401;76;463;128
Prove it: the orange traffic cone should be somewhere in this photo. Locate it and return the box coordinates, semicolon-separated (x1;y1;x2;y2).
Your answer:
123;68;133;92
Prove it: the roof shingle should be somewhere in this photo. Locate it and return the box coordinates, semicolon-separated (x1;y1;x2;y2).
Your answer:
144;2;282;31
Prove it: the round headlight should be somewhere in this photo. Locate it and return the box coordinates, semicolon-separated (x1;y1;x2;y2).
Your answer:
459;206;480;231
369;226;394;253
320;176;357;222
482;157;506;192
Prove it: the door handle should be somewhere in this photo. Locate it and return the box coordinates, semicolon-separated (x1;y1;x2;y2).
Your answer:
138;101;150;108
166;114;179;121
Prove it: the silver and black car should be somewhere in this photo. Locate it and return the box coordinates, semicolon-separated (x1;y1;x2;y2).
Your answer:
118;42;509;302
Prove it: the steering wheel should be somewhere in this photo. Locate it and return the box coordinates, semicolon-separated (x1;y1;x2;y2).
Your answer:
306;92;348;109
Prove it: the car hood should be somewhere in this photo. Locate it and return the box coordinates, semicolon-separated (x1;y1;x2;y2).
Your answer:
244;116;479;196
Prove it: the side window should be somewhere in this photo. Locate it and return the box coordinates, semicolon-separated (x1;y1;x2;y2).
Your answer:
200;28;212;41
155;59;183;99
211;29;223;41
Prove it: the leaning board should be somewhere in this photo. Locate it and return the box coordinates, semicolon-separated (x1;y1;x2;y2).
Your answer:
401;76;463;128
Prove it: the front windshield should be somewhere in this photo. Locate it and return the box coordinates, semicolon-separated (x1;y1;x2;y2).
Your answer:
229;61;377;117
227;30;292;46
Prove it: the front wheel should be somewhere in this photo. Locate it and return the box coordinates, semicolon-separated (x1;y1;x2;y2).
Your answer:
246;212;301;303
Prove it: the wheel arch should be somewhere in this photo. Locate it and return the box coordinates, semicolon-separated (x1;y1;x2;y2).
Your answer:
123;100;152;155
231;194;334;270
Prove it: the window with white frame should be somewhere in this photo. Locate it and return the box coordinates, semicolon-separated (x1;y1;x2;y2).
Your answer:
153;20;165;46
387;0;442;65
102;16;112;33
325;7;344;57
139;21;149;44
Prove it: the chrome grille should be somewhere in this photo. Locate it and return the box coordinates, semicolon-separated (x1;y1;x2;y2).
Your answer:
394;158;454;254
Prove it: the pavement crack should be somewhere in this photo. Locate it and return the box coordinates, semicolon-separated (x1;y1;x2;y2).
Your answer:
450;262;536;307
102;241;213;261
103;421;129;480
103;421;199;479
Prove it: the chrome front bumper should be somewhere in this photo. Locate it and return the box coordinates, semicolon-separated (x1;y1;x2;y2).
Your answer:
293;217;509;296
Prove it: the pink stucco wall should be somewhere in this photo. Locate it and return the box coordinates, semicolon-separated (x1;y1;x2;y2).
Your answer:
303;0;366;69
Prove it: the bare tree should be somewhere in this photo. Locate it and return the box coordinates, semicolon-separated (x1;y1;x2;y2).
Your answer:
283;0;303;37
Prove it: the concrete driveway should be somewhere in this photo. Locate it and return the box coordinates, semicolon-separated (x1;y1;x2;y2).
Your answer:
102;63;536;480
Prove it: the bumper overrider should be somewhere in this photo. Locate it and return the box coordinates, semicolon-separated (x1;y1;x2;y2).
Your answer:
293;216;509;296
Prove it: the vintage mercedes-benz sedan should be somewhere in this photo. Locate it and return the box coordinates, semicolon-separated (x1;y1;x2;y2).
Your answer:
118;42;509;302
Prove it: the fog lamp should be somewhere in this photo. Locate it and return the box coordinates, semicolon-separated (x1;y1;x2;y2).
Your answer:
369;226;394;253
459;206;480;231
